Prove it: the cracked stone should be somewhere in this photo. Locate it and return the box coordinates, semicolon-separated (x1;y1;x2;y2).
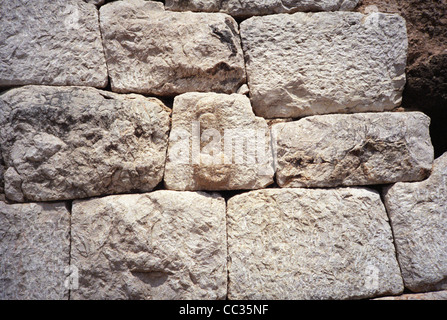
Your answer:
164;92;274;191
166;0;360;18
227;188;404;300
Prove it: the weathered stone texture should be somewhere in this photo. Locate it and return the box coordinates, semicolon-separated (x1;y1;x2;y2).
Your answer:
0;201;70;300
100;0;246;95
227;188;404;300
376;290;447;300
384;153;447;293
84;0;104;5
0;85;170;202
0;151;4;197
164;92;274;191
240;12;408;118
166;0;360;17
358;0;447;157
71;191;227;300
272;112;434;188
0;0;107;88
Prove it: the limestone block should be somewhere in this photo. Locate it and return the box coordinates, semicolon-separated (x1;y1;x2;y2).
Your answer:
166;0;360;17
0;201;70;300
164;92;274;191
0;85;170;202
272;112;434;188
71;191;227;300
100;0;246;95
240;12;408;118
384;153;447;292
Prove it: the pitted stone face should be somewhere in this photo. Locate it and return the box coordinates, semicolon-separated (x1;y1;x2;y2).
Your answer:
227;187;404;300
384;153;447;293
0;201;70;300
272;112;434;188
0;152;4;200
71;191;227;300
240;11;408;118
0;0;108;88
164;92;274;191
0;85;171;202
99;0;246;96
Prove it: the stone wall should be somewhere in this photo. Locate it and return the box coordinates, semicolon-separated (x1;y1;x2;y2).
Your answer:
0;0;446;300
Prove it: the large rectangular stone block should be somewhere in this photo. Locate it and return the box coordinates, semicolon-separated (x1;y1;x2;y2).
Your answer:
240;12;408;118
0;0;107;88
0;201;70;300
383;153;447;293
100;0;246;95
71;191;227;300
272;112;434;188
376;290;447;301
227;188;404;300
164;92;274;191
0;85;171;202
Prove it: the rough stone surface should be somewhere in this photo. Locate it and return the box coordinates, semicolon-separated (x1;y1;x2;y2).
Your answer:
0;0;108;88
383;153;447;293
0;85;171;202
71;191;227;300
376;290;447;300
227;188;404;300
100;0;246;95
164;92;274;191
166;0;360;17
0;201;70;300
240;12;408;118
272;112;434;188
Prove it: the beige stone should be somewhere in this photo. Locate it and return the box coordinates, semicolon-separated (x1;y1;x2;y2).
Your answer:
0;201;70;300
0;0;107;87
100;0;246;95
240;12;408;118
166;0;360;17
0;85;170;202
71;191;227;300
384;153;447;293
272;112;434;188
164;92;274;191
376;290;447;300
